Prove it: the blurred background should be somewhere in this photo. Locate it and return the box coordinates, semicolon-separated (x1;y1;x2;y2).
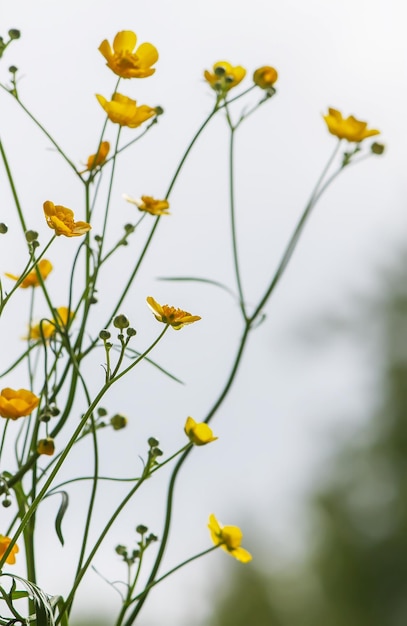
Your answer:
0;0;406;624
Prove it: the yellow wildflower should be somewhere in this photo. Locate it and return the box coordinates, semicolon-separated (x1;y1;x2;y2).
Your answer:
184;417;217;446
0;388;39;420
83;141;110;172
37;438;55;456
123;194;170;216
99;30;158;79
323;108;380;142
96;93;157;128
208;514;252;563
204;61;246;94
253;66;278;89
27;307;74;341
146;296;201;330
5;259;53;288
0;535;19;565
43;201;91;237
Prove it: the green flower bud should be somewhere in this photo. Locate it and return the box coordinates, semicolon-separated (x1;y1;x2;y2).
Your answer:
25;230;38;242
8;29;21;40
110;413;128;430
371;142;385;155
113;314;130;329
0;223;8;234
136;524;148;535
99;329;111;340
126;327;137;337
148;437;159;448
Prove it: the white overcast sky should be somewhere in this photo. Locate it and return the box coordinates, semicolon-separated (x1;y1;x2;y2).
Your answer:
0;1;406;624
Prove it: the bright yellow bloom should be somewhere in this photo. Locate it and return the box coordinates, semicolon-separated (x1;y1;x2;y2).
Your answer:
43;201;91;237
184;417;218;446
27;307;74;341
208;514;252;563
0;535;19;565
146;296;201;330
99;30;158;79
204;61;246;94
83;141;110;172
96;93;157;128
123;194;170;216
0;388;39;420
37;438;55;456
5;259;53;288
323;108;380;142
253;66;278;89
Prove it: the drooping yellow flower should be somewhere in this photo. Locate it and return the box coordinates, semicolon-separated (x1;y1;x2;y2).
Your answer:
184;417;218;446
43;201;91;237
0;388;40;420
96;93;157;128
83;141;110;172
323;108;380;142
146;296;201;330
208;514;252;563
123;194;170;216
0;535;19;565
204;61;246;94
253;66;278;89
5;259;53;288
37;438;55;456
99;30;158;79
27;307;74;341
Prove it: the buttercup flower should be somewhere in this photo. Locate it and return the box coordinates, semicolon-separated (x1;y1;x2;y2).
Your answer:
146;297;201;330
0;535;19;565
96;93;157;128
99;30;158;79
5;259;53;288
323;108;380;142
37;438;55;456
43;201;91;237
204;61;246;94
208;514;252;563
184;417;218;446
0;388;40;420
27;307;74;341
123;194;170;216
253;66;278;89
83;141;110;172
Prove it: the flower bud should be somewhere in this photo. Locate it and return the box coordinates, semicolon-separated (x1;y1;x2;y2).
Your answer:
136;524;148;535
99;329;111;340
25;230;38;243
110;413;128;430
148;437;159;448
97;407;108;417
113;314;130;329
9;66;17;74
8;29;21;40
371;142;385;155
2;498;12;508
154;106;164;116
37;438;55;456
253;66;278;89
0;223;8;234
126;327;137;337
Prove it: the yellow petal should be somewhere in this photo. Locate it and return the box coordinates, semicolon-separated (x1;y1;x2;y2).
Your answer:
113;30;137;53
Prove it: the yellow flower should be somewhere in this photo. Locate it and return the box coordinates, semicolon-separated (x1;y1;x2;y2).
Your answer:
96;93;157;128
323;108;380;142
123;194;170;216
208;514;252;563
204;61;246;94
27;307;74;341
0;388;40;420
253;66;278;89
184;417;218;446
83;141;110;172
146;296;201;330
0;535;19;565
99;30;158;79
43;201;91;237
37;438;55;456
5;259;53;288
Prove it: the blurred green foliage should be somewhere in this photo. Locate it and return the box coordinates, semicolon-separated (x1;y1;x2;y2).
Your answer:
203;262;407;626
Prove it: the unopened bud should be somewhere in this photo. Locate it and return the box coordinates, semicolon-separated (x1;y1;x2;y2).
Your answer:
113;314;130;329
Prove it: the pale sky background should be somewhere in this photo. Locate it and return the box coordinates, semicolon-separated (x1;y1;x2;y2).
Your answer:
0;1;406;624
